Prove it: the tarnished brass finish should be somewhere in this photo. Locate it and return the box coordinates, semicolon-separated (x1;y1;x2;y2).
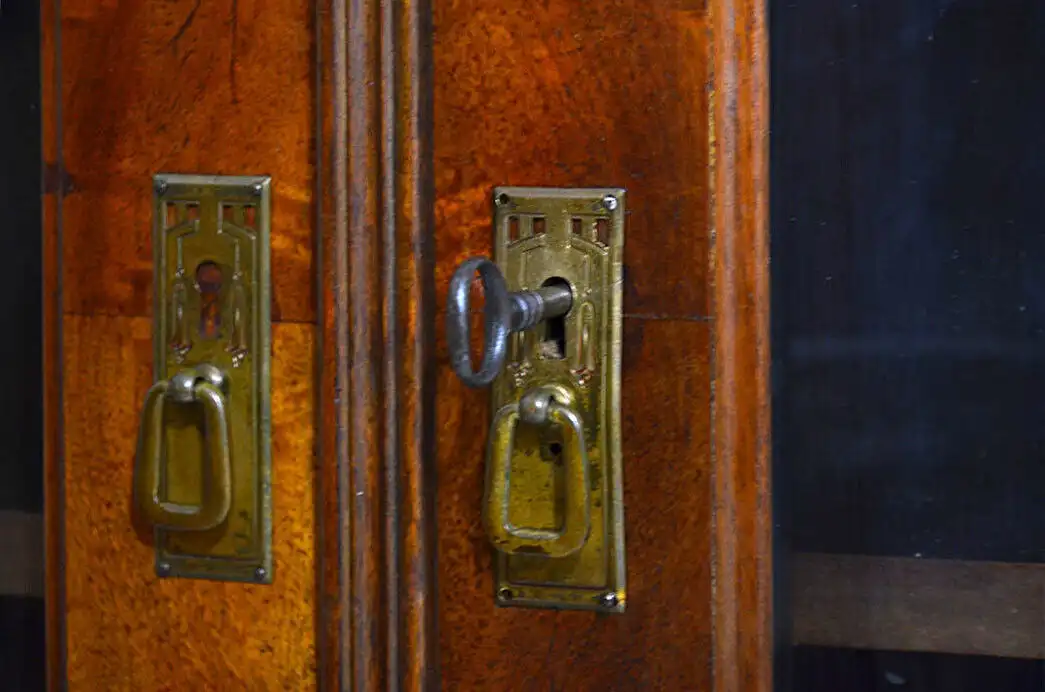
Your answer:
484;386;591;558
135;174;272;584
136;367;232;531
490;187;626;613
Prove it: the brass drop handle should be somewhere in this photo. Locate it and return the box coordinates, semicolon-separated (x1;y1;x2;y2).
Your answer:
483;386;591;557
446;257;573;388
463;188;624;610
134;364;232;531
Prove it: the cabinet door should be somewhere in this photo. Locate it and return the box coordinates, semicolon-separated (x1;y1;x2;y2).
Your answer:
43;0;772;688
427;1;769;690
45;0;319;688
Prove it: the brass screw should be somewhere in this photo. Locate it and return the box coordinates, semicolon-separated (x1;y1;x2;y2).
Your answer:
157;562;171;576
252;182;264;196
497;587;514;601
598;592;619;608
155;180;168;195
601;195;618;212
255;567;268;581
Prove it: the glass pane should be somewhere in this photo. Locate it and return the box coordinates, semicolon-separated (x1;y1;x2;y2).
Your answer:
0;0;45;689
772;0;1045;688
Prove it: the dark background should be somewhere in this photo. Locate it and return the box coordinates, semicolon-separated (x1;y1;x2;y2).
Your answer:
772;0;1045;689
0;0;46;689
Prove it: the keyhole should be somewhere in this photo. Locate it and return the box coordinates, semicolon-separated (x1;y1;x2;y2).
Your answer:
541;439;564;464
195;261;224;340
541;277;570;360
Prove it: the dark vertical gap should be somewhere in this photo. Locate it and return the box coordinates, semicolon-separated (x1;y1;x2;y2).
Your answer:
50;0;67;683
540;277;569;360
768;0;793;688
0;0;45;689
311;0;327;683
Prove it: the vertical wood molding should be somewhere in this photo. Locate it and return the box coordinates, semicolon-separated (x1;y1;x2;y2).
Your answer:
395;2;437;690
710;0;772;690
323;0;436;689
317;0;342;687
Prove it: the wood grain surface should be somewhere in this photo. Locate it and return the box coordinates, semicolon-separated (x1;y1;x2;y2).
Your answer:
436;320;712;690
709;0;773;690
316;0;342;686
59;0;314;323
793;554;1045;660
432;0;711;319
393;3;439;689
49;0;321;688
63;318;315;690
433;8;714;686
323;0;436;689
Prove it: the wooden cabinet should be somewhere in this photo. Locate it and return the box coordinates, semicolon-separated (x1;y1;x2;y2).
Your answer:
42;0;768;689
37;0;1045;688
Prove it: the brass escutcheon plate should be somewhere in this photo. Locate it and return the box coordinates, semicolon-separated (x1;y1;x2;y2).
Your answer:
491;187;626;612
151;174;272;583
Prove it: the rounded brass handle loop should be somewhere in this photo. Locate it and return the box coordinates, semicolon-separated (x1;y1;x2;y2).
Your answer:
134;366;232;532
482;386;591;558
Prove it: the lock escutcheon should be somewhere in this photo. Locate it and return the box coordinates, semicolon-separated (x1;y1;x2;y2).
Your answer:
137;174;273;584
444;187;627;612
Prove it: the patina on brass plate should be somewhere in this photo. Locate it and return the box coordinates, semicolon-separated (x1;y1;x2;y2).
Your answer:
490;186;626;612
149;174;272;584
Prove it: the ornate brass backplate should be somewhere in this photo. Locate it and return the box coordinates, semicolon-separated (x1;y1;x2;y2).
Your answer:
491;187;626;612
142;174;272;584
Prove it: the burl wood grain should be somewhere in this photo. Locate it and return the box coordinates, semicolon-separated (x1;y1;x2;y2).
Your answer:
63;318;315;691
59;0;313;323
434;1;714;689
